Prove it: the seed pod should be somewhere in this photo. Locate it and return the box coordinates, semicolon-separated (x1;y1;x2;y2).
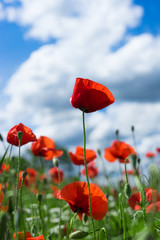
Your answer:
17;131;23;140
37;193;43;203
130;154;137;170
69;230;88;239
124;183;132;199
82;213;88;224
0;133;3;142
53;157;59;167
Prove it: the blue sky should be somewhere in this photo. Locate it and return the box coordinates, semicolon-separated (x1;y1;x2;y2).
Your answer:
0;0;160;174
0;0;160;86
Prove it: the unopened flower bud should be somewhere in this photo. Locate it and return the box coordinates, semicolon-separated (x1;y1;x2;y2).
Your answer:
124;183;132;199
97;149;101;156
17;131;23;140
37;193;43;203
53;157;59;167
69;230;88;239
115;129;119;138
0;133;3;142
82;213;88;223
131;126;135;132
137;157;141;165
130;154;137;170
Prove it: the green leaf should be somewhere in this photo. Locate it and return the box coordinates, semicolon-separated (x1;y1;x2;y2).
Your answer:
0;146;9;168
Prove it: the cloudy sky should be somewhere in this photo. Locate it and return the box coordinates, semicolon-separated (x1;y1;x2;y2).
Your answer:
0;0;160;172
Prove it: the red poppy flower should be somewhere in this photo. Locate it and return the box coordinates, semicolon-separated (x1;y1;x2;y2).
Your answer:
70;78;115;113
157;148;160;153
42;148;63;160
49;167;64;183
128;188;160;213
31;136;63;160
0;190;4;206
81;162;98;178
13;231;32;239
7;123;37;146
56;181;108;220
27;235;44;240
0;163;10;174
18;168;37;188
69;146;97;165
145;152;156;158
13;232;44;240
104;140;136;163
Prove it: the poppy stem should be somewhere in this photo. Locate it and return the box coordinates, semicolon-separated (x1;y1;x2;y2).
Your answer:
1;145;12;193
15;139;21;211
70;210;79;231
124;157;129;184
37;194;45;238
119;193;126;240
82;111;96;240
58;166;62;240
15;138;21;240
20;171;27;240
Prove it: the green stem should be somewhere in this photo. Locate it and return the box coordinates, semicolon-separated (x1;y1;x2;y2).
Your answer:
39;156;44;170
20;173;26;240
38;197;45;237
82;111;96;240
15;140;21;211
124;157;129;184
15;139;21;240
119;193;126;240
58;167;62;240
1;145;12;193
70;211;79;232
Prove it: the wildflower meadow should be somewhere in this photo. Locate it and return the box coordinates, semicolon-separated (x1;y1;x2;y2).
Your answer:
0;78;160;240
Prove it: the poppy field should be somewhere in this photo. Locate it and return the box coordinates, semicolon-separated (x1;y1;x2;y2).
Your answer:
0;78;160;240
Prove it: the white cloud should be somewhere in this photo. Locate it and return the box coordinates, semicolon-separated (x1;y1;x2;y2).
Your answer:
2;0;142;42
0;0;160;179
0;3;5;19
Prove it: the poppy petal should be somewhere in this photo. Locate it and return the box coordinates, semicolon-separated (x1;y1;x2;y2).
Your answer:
70;78;115;113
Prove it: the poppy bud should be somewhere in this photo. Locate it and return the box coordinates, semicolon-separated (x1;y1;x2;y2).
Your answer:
0;134;3;142
131;126;135;132
53;157;59;167
82;213;88;223
97;149;101;156
124;183;132;199
17;131;23;141
115;129;119;138
37;193;43;203
69;230;89;239
130;154;137;170
137;157;141;165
